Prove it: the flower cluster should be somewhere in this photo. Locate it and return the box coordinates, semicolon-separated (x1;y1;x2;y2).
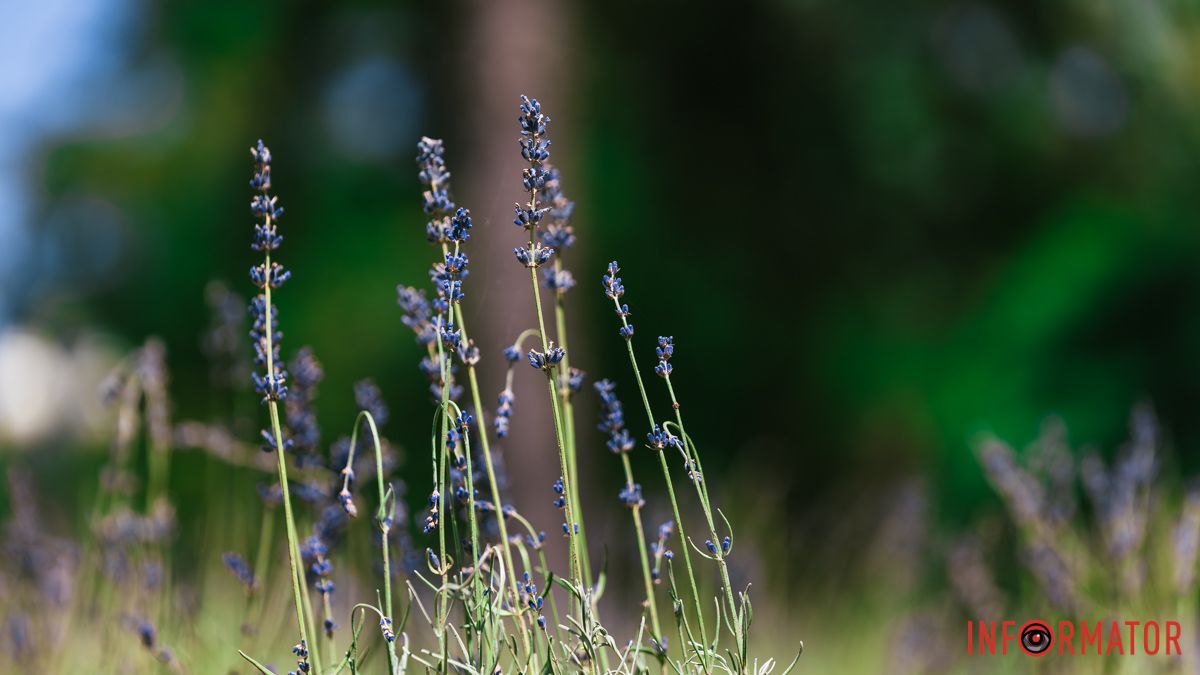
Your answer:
1175;488;1200;593
540;165;576;249
302;535;334;592
528;343;566;371
449;207;473;243
354;379;390;428
133;619;175;666
248;140;289;404
552;477;576;536
646;424;682;452
514;243;554;268
543;267;575;292
552;476;566;510
650;520;675;584
137;620;156;649
513;96;552;234
521;572;546;629
978;439;1077;610
494;387;514;438
603;261;634;339
594;379;635;453
431;252;469;307
423;489;440;534
603;261;625;300
414;138;472;407
947;535;1006;622
249;304;288;405
221;552;256;590
418;352;461;402
540;164;577;295
257;482;283;507
437;317;462;355
458;337;480;366
250;140;284;223
337;484;357;518
287;347;324;467
565;367;585;394
300;532;338;638
202;280;250;388
249;262;291;289
525;530;547;551
619;482;645;509
655;336;674;378
397;286;435;346
492;343;523;437
418;136;455;227
704;536;732;555
289;639;310;675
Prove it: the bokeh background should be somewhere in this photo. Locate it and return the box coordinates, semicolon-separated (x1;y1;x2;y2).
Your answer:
5;0;1200;671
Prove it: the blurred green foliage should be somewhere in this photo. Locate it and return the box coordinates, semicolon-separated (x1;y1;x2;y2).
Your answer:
18;0;1200;534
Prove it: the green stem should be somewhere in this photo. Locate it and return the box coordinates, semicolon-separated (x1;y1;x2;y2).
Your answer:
620;452;664;642
615;319;709;663
521;148;586;621
549;268;612;673
452;399;491;667
321;591;337;657
434;323;452;675
290;489;323;668
371;416;394;631
509;510;564;642
346;410;397;672
268;401;320;673
262;248;320;675
550;277;593;593
529;262;584;600
250;504;275;625
454;291;534;666
665;376;741;654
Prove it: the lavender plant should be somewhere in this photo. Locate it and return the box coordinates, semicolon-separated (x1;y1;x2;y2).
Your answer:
601;262;754;672
241;139;324;674
949;405;1200;666
0;99;797;675
361;95;794;674
16;94;1200;675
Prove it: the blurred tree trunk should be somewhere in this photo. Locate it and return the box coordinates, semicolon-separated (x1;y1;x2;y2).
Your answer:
457;0;579;573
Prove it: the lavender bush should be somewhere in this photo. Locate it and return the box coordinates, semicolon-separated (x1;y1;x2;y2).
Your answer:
7;93;1200;675
225;96;801;675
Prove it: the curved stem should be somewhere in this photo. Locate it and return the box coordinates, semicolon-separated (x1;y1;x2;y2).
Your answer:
344;411;394;624
611;300;709;664
665;376;740;654
450;398;492;667
454;303;535;665
509;510;564;641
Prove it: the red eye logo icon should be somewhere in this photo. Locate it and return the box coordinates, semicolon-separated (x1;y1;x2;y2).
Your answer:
1021;621;1053;657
